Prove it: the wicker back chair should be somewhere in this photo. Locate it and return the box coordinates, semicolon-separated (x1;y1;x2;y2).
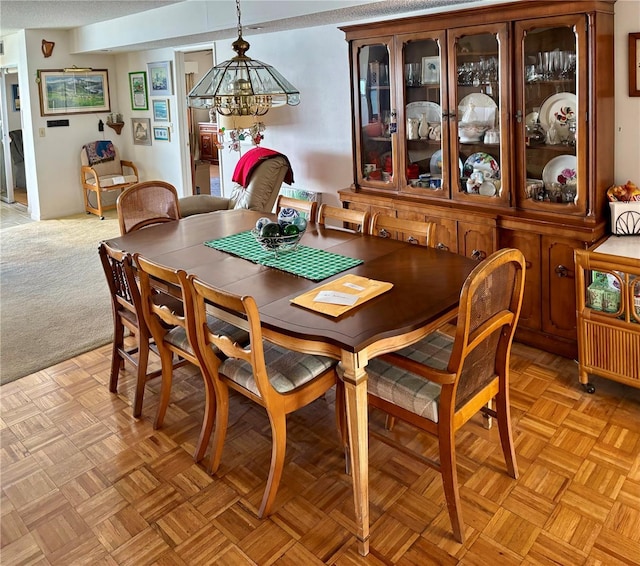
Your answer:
116;181;180;235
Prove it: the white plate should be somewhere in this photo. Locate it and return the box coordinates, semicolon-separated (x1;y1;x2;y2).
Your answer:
429;150;463;177
406;101;442;123
539;92;577;133
458;93;497;125
542;155;577;190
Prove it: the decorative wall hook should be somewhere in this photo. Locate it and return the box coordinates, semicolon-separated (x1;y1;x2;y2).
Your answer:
41;39;55;58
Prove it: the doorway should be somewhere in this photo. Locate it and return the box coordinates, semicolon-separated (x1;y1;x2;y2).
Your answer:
183;49;221;197
1;66;23;206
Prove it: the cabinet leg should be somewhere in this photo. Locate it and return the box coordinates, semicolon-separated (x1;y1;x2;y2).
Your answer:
579;367;595;394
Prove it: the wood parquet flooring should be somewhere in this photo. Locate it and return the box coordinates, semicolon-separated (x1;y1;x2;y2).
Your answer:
2;332;640;565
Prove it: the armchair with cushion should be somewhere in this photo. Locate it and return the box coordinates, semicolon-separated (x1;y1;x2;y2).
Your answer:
81;140;139;219
178;147;293;217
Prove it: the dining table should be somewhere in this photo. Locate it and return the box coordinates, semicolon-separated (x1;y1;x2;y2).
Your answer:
104;208;477;555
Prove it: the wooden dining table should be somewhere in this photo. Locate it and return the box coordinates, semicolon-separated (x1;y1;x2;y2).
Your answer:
104;208;477;555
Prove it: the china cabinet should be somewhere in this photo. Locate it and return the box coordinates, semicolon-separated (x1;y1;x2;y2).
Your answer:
340;0;615;357
198;122;219;164
575;237;640;392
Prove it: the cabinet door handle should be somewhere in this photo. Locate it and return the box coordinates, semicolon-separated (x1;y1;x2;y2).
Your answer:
515;110;523;123
555;264;573;278
436;242;449;251
471;249;487;261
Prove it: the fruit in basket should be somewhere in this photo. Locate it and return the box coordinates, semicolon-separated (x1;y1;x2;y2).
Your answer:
607;180;640;202
260;222;282;237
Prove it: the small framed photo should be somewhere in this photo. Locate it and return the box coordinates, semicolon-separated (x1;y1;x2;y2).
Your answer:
153;126;170;141
147;61;173;96
152;99;170;121
129;71;148;110
132;117;152;146
629;33;640;97
421;56;440;85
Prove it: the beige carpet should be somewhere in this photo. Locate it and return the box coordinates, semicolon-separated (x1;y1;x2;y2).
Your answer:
0;206;120;384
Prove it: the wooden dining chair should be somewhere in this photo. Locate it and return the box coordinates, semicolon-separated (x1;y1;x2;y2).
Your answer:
342;248;525;543
98;242;186;418
275;195;318;222
116;180;181;235
317;203;370;233
369;212;436;247
188;274;346;518
134;254;249;461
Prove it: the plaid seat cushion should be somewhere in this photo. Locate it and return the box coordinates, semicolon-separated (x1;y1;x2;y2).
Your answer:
359;331;454;424
219;343;336;397
165;316;249;355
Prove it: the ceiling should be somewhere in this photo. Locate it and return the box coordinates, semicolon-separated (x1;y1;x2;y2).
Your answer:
0;0;486;52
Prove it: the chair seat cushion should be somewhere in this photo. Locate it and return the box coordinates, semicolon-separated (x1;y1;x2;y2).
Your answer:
86;174;138;189
219;343;336;396
166;316;249;355
357;331;454;423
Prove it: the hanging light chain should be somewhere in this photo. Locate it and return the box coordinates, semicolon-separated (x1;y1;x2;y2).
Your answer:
236;0;243;39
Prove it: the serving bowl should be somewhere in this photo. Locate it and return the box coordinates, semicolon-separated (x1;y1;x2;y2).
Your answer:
251;227;305;255
458;122;491;143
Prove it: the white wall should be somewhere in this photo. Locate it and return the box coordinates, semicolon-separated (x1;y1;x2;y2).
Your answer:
215;24;353;207
614;0;640;185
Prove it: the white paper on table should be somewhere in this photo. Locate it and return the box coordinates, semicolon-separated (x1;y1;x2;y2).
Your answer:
313;290;359;306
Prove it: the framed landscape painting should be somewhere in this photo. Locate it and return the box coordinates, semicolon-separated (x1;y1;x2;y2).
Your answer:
37;69;110;116
147;61;173;96
152;99;170;121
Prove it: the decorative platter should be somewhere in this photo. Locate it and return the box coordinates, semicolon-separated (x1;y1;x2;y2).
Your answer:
539;92;577;132
458;93;497;124
406;101;442;123
462;152;500;179
429;149;463;177
542;154;577;190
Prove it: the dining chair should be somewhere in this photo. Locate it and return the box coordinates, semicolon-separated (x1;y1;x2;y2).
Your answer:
116;180;181;235
133;254;249;461
343;248;525;543
369;212;437;247
98;242;189;418
317;203;370;233
188;274;346;518
275;195;318;222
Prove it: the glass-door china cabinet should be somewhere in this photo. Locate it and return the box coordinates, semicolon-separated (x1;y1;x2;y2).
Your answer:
341;1;615;360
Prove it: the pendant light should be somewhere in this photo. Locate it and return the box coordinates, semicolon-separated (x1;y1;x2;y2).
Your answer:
187;0;300;116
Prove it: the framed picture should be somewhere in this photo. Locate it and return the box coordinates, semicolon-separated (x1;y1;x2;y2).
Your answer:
152;99;170;121
153;126;170;141
147;61;173;96
421;56;440;85
37;69;110;116
132;117;152;146
12;84;20;111
629;33;640;97
129;71;148;110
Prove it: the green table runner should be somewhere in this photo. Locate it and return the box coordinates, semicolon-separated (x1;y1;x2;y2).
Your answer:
204;231;363;281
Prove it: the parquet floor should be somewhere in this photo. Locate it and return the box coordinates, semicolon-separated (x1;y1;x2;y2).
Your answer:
2;332;640;565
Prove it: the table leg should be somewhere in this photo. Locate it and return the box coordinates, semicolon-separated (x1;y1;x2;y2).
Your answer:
340;351;369;556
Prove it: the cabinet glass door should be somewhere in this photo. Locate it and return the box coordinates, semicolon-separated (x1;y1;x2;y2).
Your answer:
400;34;448;199
354;39;395;189
515;16;586;215
449;24;509;207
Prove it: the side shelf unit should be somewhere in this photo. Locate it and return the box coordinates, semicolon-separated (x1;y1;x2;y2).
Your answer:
574;236;640;392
